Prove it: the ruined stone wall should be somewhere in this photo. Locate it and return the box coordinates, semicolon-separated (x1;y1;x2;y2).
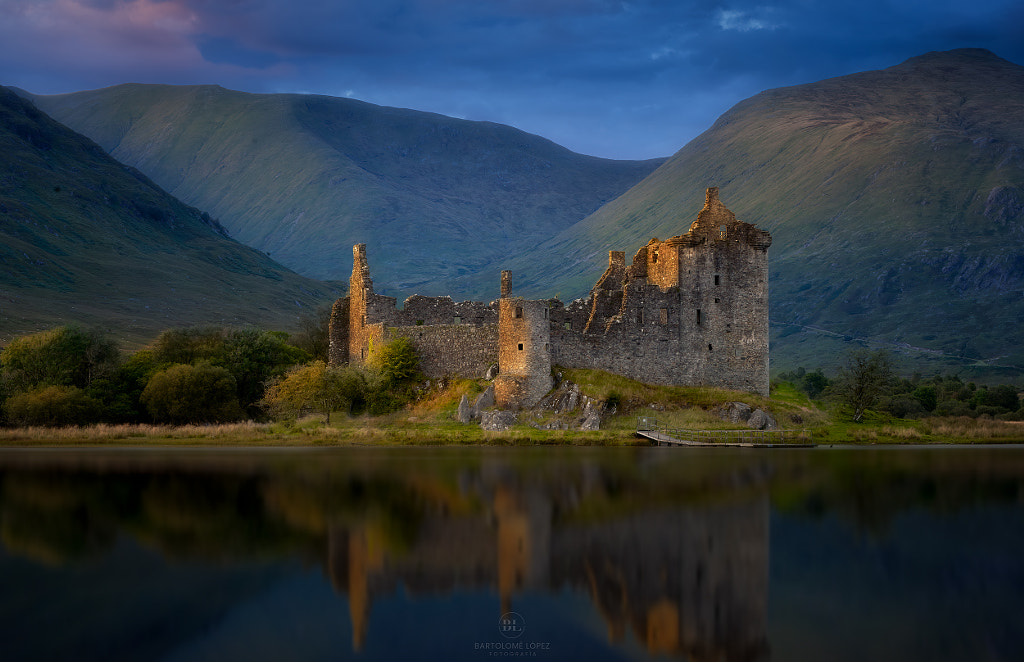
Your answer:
644;237;682;290
344;244;402;364
391;295;497;327
332;244;499;376
385;323;498;379
549;188;771;396
330;187;771;398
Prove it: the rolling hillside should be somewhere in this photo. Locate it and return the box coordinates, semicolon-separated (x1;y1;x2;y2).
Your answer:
0;87;336;346
484;49;1024;379
29;85;662;296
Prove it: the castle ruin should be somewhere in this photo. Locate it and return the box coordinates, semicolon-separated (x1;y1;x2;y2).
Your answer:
328;187;772;403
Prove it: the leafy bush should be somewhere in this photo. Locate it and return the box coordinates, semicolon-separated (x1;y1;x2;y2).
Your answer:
261;361;367;423
85;350;162;423
148;326;308;417
4;385;102;427
776;367;831;399
880;394;928;419
221;328;309;417
912;385;938;412
149;327;227;366
1;326;118;391
140;362;244;424
370;336;421;387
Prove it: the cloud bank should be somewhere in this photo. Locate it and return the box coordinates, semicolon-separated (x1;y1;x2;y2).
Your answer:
1;0;1022;158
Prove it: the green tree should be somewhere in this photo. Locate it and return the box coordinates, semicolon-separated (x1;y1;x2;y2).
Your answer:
828;349;895;422
369;336;421;387
86;350;162;423
140;362;244;424
261;361;365;424
912;385;938;412
149;327;226;366
802;369;831;399
1;326;119;391
221;328;309;417
4;385;102;427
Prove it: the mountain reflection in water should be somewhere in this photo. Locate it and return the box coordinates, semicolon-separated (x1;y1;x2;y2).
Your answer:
1;446;1022;662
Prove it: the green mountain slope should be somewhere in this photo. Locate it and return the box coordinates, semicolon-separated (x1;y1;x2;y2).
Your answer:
30;85;662;296
0;87;336;346
486;49;1024;379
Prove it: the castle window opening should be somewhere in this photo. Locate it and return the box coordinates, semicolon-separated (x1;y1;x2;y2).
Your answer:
543;307;548;319
637;310;644;324
659;308;668;325
416;320;424;326
715;298;720;304
564;321;572;330
718;225;727;240
708;344;713;351
714;274;720;286
518;343;524;351
696;309;702;325
361;315;366;326
652;251;658;263
515;306;523;319
454;316;461;324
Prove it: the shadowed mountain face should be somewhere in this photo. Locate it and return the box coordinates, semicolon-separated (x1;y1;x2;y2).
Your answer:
486;49;1024;378
30;85;663;297
0;87;335;345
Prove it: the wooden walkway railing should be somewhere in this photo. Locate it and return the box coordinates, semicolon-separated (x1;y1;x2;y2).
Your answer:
636;416;814;447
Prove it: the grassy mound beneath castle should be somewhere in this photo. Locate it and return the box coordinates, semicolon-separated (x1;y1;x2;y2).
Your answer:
4;368;1022;445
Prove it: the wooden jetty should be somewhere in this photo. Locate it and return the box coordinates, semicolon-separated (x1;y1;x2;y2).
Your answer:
636;417;816;448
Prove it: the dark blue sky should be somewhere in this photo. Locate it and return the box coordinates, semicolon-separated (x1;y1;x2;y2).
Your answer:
2;0;1022;159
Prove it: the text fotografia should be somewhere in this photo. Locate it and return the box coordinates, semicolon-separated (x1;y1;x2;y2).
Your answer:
474;641;551;657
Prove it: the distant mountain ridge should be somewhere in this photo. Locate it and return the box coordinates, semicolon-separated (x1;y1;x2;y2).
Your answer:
484;48;1024;378
0;86;335;345
16;48;1024;380
29;85;663;296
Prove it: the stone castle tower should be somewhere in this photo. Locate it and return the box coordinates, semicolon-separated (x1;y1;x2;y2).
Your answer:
494;295;552;409
328;187;772;402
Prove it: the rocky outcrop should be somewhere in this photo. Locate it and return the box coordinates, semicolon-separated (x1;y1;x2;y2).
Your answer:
746;409;777;430
458;385;496;424
717;401;777;430
480;410;517;431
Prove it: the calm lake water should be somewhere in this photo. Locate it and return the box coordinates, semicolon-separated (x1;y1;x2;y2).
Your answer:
1;445;1023;662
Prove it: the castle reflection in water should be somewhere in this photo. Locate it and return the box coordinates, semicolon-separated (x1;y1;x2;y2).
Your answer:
317;455;770;661
0;448;771;661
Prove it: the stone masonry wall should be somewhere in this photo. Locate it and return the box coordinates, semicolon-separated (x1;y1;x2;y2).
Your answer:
386;323;498;379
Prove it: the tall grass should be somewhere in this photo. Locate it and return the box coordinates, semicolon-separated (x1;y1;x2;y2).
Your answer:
921;417;1024;441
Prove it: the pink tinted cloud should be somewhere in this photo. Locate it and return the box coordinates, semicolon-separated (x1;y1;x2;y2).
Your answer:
1;0;205;83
